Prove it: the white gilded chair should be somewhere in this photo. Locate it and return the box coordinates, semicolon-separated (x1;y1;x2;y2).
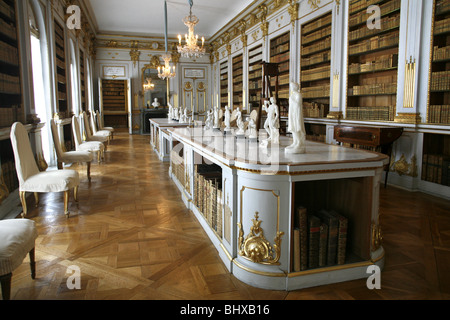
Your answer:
0;219;38;300
96;111;114;140
50;119;94;181
81;112;109;146
10;122;79;218
89;112;111;142
72;115;105;163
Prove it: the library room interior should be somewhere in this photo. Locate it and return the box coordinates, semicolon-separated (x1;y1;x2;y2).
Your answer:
1;0;450;303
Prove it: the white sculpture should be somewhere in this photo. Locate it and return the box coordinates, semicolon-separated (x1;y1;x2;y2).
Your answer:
236;109;245;135
181;107;188;123
168;103;173;119
213;106;220;129
224;105;231;132
174;107;179;121
247;118;257;139
286;82;306;154
261;97;280;146
205;109;213;130
152;98;160;108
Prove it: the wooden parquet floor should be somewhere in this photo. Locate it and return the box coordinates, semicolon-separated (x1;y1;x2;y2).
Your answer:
5;130;450;301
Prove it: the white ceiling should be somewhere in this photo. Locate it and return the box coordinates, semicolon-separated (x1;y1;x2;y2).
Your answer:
86;0;254;40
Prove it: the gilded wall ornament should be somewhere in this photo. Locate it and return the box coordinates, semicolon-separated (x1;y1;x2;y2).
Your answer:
371;223;383;252
308;0;321;9
238;212;284;265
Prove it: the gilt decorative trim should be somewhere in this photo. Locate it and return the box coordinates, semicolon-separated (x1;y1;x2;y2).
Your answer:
238;212;284;265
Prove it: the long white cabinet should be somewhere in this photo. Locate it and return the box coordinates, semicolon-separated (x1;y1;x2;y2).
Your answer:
168;127;388;290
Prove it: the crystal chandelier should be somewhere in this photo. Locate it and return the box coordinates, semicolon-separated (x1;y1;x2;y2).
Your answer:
177;1;205;59
143;77;155;91
158;1;176;80
158;54;176;80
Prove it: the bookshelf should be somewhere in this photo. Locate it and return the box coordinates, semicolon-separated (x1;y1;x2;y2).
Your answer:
101;79;128;128
193;161;223;239
428;0;450;125
346;0;401;122
79;49;86;112
248;44;263;113
270;31;290;116
0;0;23;128
54;19;68;118
232;54;243;110
422;133;450;187
300;12;332;119
220;60;228;109
292;177;372;272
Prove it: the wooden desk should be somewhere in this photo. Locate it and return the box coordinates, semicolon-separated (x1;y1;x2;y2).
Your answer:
334;125;403;186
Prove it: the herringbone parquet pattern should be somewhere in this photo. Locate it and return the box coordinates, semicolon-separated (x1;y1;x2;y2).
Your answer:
5;130;450;300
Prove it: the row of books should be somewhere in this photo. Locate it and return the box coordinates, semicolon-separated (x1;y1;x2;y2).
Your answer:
0;106;21;128
279;73;290;86
422;154;450;186
293;207;348;272
434;17;450;35
428;105;450;124
301;51;330;68
194;164;223;237
271;32;290;47
171;150;185;188
301;37;331;56
302;85;330;99
349;53;398;74
301;65;330;82
278;61;289;73
0;0;14;21
349;0;401;27
346;106;395;121
302;14;332;35
271;51;289;64
348;82;397;96
431;71;450;91
0;17;16;41
303;102;329;118
102;91;125;96
349;31;399;55
436;0;450;15
270;42;289;57
0;160;18;194
0;39;18;66
0;73;20;94
433;45;450;61
302;25;331;46
349;14;400;42
249;53;262;65
233;61;243;70
306;133;326;143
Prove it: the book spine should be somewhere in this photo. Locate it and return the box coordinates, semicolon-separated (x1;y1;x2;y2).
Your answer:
298;207;308;271
308;215;321;269
318;223;328;267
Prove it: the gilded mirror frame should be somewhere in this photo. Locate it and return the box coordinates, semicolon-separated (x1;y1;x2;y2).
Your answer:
141;55;168;108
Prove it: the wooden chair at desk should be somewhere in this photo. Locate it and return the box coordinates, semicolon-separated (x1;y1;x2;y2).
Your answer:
334;125;403;188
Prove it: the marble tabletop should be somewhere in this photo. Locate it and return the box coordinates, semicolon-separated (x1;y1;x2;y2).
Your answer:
168;127;389;174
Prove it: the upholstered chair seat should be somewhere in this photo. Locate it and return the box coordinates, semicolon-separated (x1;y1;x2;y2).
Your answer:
96;111;114;139
10;122;79;218
50;119;93;181
72;115;105;163
81;112;109;145
90;113;111;139
0;219;38;300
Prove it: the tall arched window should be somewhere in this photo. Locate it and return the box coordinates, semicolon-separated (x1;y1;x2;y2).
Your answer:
29;0;55;166
69;39;80;115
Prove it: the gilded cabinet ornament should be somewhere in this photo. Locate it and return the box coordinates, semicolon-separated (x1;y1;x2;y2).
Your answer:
238;212;284;265
371;223;383;252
